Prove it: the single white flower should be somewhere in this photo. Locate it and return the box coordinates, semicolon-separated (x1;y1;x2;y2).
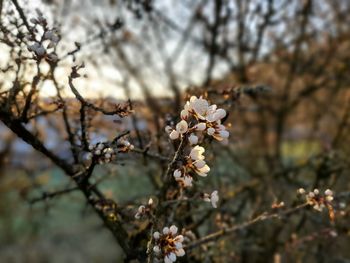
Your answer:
191;97;209;119
188;134;198;145
176;120;188;134
169;130;179;140
190;145;205;161
153;226;185;261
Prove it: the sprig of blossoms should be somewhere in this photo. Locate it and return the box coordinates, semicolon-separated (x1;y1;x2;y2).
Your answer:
173;145;211;187
298;188;335;221
166;96;229;189
153;225;185;263
27;13;59;62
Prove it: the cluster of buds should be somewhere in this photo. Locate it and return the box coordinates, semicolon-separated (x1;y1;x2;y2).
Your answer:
298;188;335;221
88;143;116;164
118;138;135;152
166;96;229;190
202;190;219;208
86;139;134;164
135;198;154;219
27;13;59;62
298;188;334;211
153;225;185;263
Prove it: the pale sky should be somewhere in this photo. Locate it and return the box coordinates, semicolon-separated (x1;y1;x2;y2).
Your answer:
1;0;217;100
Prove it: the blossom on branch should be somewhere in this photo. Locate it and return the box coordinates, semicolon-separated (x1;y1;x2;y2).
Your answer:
152;225;185;262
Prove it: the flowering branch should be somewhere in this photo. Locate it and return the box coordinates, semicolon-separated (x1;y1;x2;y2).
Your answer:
185;202;310;250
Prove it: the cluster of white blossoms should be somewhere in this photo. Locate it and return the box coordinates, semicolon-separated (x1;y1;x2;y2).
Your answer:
173;145;211;187
166;96;229;192
27;14;59;62
88;143;116;164
167;96;229;142
298;188;334;212
153;225;185;263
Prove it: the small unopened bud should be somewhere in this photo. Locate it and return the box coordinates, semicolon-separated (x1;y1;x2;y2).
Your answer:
297;188;306;194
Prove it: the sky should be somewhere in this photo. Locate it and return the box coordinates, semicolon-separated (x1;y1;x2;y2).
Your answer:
1;0;217;100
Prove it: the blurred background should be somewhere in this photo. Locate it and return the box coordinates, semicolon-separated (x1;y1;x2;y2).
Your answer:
1;0;350;262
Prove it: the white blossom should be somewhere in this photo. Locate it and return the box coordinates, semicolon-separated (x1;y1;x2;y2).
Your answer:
176;120;188;134
153;225;185;262
190;96;209;119
190;145;205;161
